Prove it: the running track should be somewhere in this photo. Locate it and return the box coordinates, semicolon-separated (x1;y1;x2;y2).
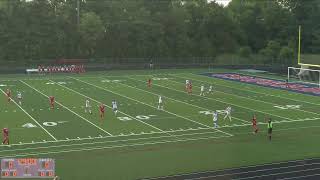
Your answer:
143;158;320;180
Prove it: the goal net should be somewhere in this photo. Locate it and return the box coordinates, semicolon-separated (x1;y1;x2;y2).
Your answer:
288;66;320;88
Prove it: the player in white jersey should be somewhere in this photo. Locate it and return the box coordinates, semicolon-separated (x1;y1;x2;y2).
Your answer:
112;100;118;115
17;91;22;105
85;99;92;114
208;85;213;94
224;106;232;121
158;95;164;110
213;111;218;128
200;85;205;96
185;80;189;91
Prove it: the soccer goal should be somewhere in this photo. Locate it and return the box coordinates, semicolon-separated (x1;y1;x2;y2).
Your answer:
288;66;320;88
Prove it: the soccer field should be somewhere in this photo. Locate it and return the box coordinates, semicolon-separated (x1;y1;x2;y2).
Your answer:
0;69;320;179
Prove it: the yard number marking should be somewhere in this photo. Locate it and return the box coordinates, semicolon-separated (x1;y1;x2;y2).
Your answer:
117;115;157;121
22;121;69;128
199;111;213;115
274;105;301;110
152;78;169;80
101;79;124;83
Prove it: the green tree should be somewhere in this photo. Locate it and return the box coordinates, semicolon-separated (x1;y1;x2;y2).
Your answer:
279;46;294;65
239;46;252;58
79;12;104;57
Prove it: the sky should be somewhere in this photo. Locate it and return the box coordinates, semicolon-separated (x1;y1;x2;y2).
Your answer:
212;0;232;6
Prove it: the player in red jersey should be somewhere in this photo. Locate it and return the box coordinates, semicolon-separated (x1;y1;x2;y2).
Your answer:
5;89;11;102
188;83;192;94
2;128;9;145
99;104;105;120
49;96;55;109
147;78;152;88
252;115;258;134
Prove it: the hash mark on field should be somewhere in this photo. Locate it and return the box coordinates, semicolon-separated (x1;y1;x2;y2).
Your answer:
66;138;69;140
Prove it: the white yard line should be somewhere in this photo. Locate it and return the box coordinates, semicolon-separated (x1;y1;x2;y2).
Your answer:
1;120;319;152
70;77;233;137
50;79;171;137
0;89;57;141
0;134;232;158
172;74;320;117
126;77;249;125
0;131;222;154
185;73;320;106
134;76;298;122
20;80;113;136
0;127;216;147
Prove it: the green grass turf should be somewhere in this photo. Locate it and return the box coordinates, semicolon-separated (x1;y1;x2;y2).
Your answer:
0;68;320;179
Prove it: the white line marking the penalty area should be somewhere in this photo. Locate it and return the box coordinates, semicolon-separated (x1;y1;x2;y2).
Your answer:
20;80;113;136
50;79;172;137
0;89;57;141
70;77;233;137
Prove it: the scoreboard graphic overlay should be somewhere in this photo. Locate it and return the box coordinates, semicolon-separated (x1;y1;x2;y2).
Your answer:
1;158;55;178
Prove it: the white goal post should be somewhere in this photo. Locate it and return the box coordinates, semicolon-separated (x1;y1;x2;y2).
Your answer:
288;66;320;88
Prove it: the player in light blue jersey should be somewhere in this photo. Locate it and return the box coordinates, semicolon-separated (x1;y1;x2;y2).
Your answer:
213;111;218;128
112;100;118;115
224;106;232;121
17;91;22;105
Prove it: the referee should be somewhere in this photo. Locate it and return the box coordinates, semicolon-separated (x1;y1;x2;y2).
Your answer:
267;118;273;141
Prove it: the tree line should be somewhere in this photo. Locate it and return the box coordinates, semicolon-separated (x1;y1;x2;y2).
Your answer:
0;0;319;65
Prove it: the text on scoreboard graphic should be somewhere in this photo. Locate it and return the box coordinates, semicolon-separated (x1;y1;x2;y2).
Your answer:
1;158;55;178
